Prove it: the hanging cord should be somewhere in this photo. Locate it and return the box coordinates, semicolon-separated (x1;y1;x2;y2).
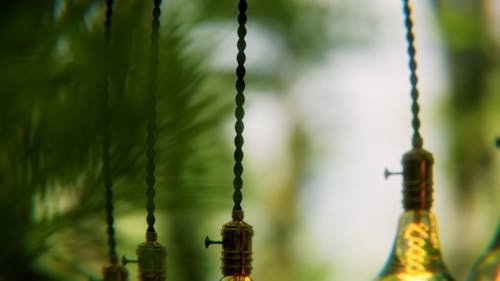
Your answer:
402;0;423;149
102;0;118;265
145;0;162;233
232;0;247;212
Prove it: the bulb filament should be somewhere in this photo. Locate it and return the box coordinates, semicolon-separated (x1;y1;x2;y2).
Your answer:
403;222;429;275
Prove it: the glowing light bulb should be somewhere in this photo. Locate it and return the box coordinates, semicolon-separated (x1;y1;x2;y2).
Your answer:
220;276;252;281
206;210;254;281
376;209;454;280
375;148;455;281
467;220;500;281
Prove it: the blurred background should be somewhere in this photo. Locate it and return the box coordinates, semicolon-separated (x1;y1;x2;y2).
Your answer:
0;0;499;280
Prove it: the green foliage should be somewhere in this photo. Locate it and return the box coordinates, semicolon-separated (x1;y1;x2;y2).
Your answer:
0;0;330;280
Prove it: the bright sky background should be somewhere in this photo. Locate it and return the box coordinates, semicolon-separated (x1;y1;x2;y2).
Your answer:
242;0;458;280
201;0;500;280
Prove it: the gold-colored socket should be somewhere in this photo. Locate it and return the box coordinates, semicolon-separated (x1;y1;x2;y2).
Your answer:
103;263;128;281
402;147;434;210
123;231;167;281
206;210;254;277
137;231;166;281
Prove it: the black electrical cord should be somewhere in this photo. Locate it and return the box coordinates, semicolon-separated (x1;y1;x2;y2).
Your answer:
402;0;423;149
232;0;247;212
102;0;117;265
145;0;162;233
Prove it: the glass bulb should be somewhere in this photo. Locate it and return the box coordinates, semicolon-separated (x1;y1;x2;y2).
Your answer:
375;147;456;281
467;220;500;281
220;275;252;281
375;210;454;281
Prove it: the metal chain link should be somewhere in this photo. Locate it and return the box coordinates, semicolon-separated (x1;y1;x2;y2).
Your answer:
402;0;423;149
145;0;162;232
102;0;117;264
232;0;247;211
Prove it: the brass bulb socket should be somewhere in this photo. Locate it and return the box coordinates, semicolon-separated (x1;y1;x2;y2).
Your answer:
103;264;129;281
221;210;254;276
136;231;167;281
402;148;434;210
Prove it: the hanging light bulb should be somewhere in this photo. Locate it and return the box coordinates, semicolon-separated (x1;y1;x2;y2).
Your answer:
122;1;167;280
466;137;500;281
205;0;254;280
376;149;455;280
206;210;254;281
375;0;455;280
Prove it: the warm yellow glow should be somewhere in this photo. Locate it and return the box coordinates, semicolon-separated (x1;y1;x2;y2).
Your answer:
396;273;432;281
220;276;252;281
375;210;454;281
402;222;429;275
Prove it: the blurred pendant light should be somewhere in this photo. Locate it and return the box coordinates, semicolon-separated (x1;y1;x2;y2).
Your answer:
205;1;254;280
374;1;455;280
101;1;128;280
468;221;500;281
122;1;167;280
466;137;500;281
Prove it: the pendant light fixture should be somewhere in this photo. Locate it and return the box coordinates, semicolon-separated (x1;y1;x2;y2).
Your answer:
122;1;167;280
374;1;455;280
466;137;500;281
205;1;254;280
101;1;128;280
